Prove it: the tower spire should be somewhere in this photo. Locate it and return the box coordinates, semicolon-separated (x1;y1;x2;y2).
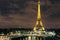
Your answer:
33;1;45;31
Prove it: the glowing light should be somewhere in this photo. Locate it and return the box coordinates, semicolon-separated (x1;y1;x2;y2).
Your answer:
28;36;31;40
34;1;45;31
10;32;14;36
37;1;41;19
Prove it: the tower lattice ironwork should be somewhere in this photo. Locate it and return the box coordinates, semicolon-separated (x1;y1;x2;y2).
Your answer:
33;1;45;31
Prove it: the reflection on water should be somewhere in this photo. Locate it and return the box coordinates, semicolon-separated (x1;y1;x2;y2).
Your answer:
11;36;58;40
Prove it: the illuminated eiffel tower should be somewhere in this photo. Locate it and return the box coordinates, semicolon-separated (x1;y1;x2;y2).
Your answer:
33;1;45;31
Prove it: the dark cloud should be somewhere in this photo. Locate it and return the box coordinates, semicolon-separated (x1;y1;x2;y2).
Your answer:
0;0;9;15
49;0;60;3
0;0;60;29
0;0;37;28
0;0;27;16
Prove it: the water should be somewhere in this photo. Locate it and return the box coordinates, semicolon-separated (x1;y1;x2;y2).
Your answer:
11;36;58;40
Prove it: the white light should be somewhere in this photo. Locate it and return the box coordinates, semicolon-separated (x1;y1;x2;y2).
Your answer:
28;36;31;40
48;32;56;36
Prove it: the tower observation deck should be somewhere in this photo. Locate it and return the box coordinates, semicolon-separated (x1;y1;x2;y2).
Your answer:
33;1;45;31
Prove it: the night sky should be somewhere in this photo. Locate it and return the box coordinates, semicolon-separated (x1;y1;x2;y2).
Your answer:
0;0;60;29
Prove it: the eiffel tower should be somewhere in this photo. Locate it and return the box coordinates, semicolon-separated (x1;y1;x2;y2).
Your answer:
33;1;45;31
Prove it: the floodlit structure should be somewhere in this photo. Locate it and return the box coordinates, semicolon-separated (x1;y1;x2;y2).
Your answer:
32;0;56;37
33;0;45;31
